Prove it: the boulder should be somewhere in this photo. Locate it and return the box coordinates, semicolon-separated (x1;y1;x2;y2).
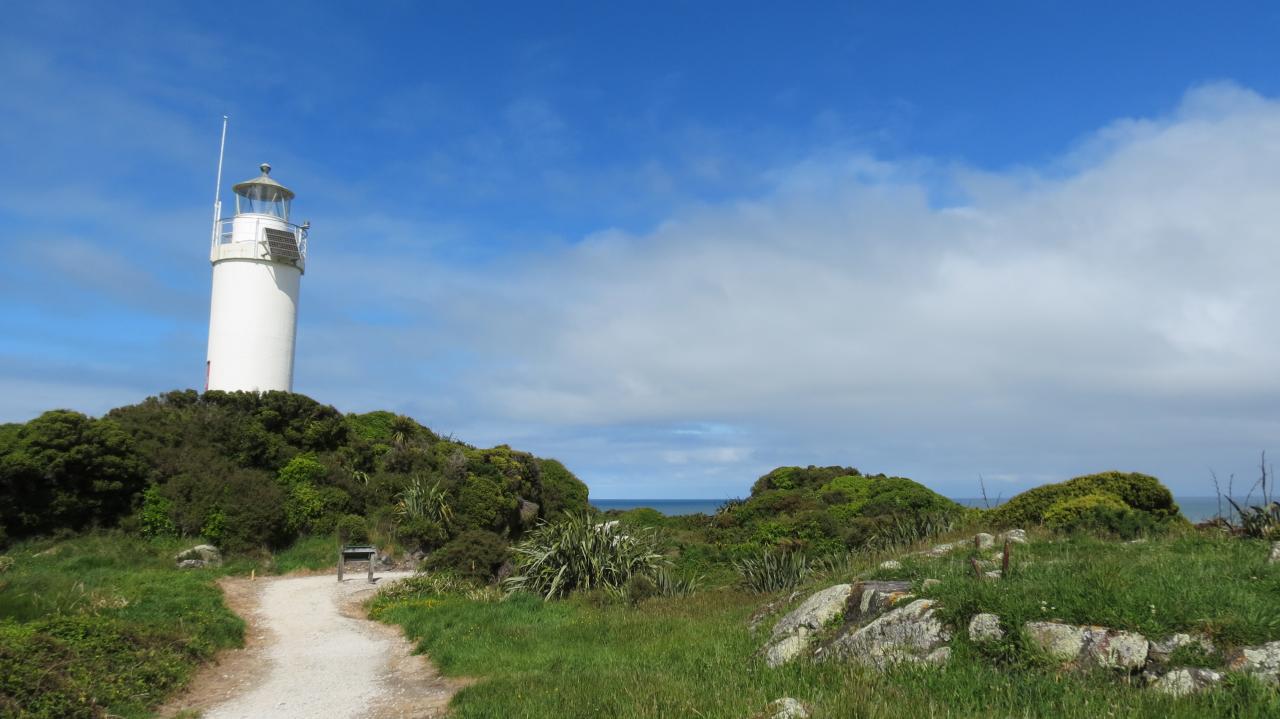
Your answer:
762;697;809;719
1083;629;1148;670
1148;633;1215;664
1269;541;1280;565
852;580;914;621
1227;640;1280;682
921;578;941;591
174;544;222;569
974;533;995;550
1001;529;1029;544
1151;668;1222;697
764;584;854;668
879;559;903;570
983;570;1002;579
771;584;854;640
922;542;958;558
822;599;951;669
968;613;1004;643
1024;621;1087;662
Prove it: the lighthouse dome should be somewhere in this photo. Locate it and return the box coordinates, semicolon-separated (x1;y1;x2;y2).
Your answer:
232;163;294;219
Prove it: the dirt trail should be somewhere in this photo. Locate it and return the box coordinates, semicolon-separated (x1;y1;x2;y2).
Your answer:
162;571;465;719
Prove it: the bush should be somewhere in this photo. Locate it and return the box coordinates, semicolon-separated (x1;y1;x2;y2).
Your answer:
503;513;665;599
538;459;589;517
334;513;369;544
987;471;1181;528
137;485;177;539
426;530;509;583
1043;493;1157;538
397;516;447;551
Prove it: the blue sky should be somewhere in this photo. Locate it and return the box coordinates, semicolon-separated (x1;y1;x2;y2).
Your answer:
3;2;1280;498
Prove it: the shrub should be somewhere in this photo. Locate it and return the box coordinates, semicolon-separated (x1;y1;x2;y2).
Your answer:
538;458;589;517
426;530;509;583
987;471;1181;527
503;513;665;599
455;476;514;532
1042;493;1158;538
397;516;447;551
335;513;369;544
137;485;177;539
733;548;811;593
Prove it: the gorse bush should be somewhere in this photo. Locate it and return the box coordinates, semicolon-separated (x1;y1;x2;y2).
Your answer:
426;530;509;583
733;547;811;593
503;513;666;599
986;471;1182;528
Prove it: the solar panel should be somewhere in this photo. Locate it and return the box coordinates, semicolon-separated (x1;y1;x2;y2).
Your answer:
263;227;301;262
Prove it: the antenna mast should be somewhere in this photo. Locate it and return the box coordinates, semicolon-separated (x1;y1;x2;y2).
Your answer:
210;115;229;248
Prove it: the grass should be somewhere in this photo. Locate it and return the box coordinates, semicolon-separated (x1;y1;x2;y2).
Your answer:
872;531;1280;647
369;529;1280;718
0;532;246;718
271;533;341;574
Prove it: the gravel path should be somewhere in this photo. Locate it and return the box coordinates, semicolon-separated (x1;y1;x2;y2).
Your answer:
180;571;460;719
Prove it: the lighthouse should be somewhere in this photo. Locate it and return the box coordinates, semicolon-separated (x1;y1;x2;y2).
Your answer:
205;161;309;392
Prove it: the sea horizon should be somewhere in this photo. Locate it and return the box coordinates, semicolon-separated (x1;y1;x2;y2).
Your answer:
591;495;1256;523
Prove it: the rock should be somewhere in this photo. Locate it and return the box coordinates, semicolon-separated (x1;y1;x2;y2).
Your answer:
921;578;941;590
879;559;903;570
174;544;222;568
823;599;952;668
1151;668;1222;697
765;633;812;668
1083;629;1149;670
853;580;914;620
1024;621;1087;662
771;584;854;640
1269;541;1280;564
764;584;855;667
968;613;1004;643
176;559;207;570
762;697;809;719
923;542;957;558
1148;633;1215;663
1227;640;1280;682
1001;529;1029;544
983;570;1002;579
924;646;952;665
974;533;995;550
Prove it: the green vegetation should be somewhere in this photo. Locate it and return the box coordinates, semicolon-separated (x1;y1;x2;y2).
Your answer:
370;537;1280;718
986;471;1182;529
503;512;665;598
0;534;244;718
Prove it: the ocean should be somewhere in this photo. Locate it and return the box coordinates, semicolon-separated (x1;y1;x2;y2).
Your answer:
591;496;1240;523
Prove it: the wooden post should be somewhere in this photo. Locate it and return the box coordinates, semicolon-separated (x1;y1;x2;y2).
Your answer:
970;556;983;580
1002;540;1011;575
337;549;344;582
367;552;374;583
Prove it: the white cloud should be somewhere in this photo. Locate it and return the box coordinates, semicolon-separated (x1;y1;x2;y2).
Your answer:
317;82;1280;495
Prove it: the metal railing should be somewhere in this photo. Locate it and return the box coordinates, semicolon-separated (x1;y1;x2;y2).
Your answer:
210;216;309;263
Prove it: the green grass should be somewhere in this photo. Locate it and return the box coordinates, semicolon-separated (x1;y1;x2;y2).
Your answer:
271;533;341;574
0;532;246;718
369;530;1280;718
873;532;1280;647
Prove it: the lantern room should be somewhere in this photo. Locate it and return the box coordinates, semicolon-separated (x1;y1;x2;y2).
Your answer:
232;162;294;220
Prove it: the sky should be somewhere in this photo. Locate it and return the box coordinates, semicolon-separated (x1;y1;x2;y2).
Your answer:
3;2;1280;499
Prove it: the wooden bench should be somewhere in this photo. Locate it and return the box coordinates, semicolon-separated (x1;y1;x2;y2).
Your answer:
337;544;377;583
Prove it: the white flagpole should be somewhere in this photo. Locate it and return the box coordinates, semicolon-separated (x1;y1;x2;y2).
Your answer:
210;115;229;248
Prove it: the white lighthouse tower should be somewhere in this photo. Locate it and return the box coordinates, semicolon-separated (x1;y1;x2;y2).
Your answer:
205;160;309;392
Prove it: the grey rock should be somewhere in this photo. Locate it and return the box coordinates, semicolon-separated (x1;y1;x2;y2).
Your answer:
1269;541;1280;564
771;584;854;640
1083;628;1149;670
175;544;222;567
765;633;812;668
824;599;952;668
854;580;914;620
763;697;809;719
968;613;1005;643
1001;529;1029;544
1227;640;1280;682
176;559;207;569
764;584;855;667
923;542;958;558
1149;633;1215;663
983;570;1002;579
974;533;995;550
1151;668;1222;697
921;578;942;590
1025;621;1087;662
924;646;952;665
879;559;903;570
